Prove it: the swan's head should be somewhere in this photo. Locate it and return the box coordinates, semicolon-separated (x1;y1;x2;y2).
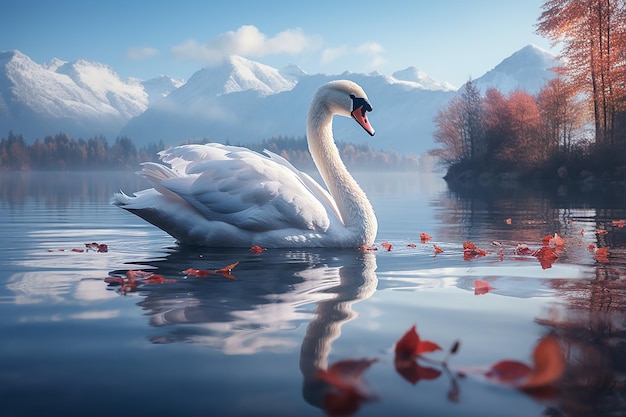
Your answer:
312;80;375;136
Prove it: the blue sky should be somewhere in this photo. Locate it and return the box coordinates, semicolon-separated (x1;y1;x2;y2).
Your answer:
2;0;556;88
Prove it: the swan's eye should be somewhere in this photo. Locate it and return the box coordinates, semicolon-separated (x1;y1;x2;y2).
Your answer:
350;95;372;116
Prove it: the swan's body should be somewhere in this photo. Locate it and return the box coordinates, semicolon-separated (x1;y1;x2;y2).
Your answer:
113;80;377;248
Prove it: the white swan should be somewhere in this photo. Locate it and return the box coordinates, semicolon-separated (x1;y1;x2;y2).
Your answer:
113;80;378;248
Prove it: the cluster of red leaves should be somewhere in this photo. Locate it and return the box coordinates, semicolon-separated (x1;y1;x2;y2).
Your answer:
104;261;239;294
393;325;564;399
48;241;108;253
513;234;562;269
317;324;565;415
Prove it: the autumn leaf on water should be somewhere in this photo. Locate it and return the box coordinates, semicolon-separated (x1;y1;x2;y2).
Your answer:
316;358;378;416
395;325;442;357
184;262;239;279
531;247;559;269
505;218;512;225
381;242;393;251
594;247;609;263
473;280;494;295
463;241;487;260
485;335;564;393
407;243;417;248
394;325;443;385
359;246;378;251
420;232;432;243
250;245;266;254
433;244;444;254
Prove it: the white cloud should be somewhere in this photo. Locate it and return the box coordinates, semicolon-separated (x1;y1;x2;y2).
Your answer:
320;42;386;70
126;47;159;60
171;25;319;65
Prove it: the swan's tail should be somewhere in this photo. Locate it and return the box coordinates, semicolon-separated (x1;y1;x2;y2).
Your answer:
112;162;180;208
111;190;132;207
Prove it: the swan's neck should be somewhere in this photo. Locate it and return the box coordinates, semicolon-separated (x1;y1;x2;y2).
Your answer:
307;110;377;246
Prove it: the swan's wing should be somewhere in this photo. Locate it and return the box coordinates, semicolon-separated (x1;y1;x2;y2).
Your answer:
144;144;335;232
262;149;343;224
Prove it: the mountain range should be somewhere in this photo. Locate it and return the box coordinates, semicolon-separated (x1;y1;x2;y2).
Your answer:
0;45;558;155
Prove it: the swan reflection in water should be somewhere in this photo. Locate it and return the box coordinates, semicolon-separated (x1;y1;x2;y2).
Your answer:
126;247;378;411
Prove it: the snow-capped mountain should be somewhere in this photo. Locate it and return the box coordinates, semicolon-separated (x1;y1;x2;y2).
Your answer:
0;50;175;139
391;67;456;91
141;75;185;106
0;45;558;155
472;44;558;94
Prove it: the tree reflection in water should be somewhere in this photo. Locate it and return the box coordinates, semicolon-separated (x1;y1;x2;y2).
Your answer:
538;264;626;416
441;182;626;415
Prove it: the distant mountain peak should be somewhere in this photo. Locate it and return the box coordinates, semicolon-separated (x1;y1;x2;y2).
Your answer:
472;44;559;94
392;66;456;91
279;63;307;83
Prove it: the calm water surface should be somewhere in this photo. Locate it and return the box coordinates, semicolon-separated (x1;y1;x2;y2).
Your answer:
0;171;624;417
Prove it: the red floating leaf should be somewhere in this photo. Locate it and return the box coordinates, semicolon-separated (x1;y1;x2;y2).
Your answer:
463;241;487;260
473;280;494;295
532;247;559;269
505;218;512;225
417;340;443;354
381;242;393;251
420;232;432;243
359;246;378;251
394;325;442;357
250;245;266;254
594;247;609;263
433;244;444;254
216;261;239;273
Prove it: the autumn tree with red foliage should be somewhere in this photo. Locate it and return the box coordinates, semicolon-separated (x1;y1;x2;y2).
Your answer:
537;0;626;146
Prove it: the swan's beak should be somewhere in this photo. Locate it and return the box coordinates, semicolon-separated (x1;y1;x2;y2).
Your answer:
351;106;375;137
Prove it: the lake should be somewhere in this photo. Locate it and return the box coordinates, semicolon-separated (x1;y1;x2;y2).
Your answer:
0;170;624;417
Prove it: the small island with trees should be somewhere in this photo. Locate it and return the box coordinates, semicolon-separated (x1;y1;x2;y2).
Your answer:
431;0;626;189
